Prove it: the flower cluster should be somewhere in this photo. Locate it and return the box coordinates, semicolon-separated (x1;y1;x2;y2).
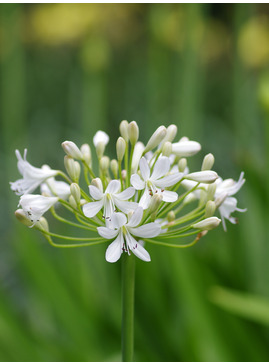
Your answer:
11;121;246;263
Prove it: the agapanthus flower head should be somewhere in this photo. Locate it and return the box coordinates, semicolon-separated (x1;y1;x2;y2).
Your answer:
11;121;246;263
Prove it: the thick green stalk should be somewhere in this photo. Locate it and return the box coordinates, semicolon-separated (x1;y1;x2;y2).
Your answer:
121;254;135;362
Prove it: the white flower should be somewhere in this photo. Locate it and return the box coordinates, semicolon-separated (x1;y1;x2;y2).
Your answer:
97;207;161;262
19;194;58;226
93;131;109;147
215;172;246;231
40;166;70;200
83;179;138;221
171;137;201;157
10;149;58;196
131;156;183;209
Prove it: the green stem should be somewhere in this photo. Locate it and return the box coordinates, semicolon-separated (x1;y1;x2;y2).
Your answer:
121;254;135;362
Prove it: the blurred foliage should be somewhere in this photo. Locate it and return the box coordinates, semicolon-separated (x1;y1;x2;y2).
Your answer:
0;3;269;361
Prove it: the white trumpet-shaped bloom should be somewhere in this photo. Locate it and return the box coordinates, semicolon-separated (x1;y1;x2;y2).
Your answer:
131;156;183;209
97;207;161;262
83;179;138;221
10;149;58;196
40;166;70;200
19;194;58;226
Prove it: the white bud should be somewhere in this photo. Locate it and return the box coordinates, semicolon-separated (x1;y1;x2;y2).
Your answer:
80;143;92;166
128;121;139;145
207;183;217;201
69;195;77;209
144;126;167;153
185;171;218;184
64;156;80;181
116;137;126;161
93;130;109;147
131;142;145;173
205;200;216;218
172;140;201;157
15;209;32;227
178;158;187;172
96;143;106;159
62;141;83;160
119;120;129;141
162;124;177;144
192;217;221;231
91;177;103;191
162;141;172;157
202;153;215;171
110;159;118;178
36;216;49;232
183;193;196;205
70;183;81;204
100;156;110;172
167;210;176;222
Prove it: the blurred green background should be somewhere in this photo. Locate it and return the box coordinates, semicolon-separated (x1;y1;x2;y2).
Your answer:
1;3;269;361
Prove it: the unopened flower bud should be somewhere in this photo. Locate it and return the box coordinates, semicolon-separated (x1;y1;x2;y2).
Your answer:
36;216;49;232
167;210;176;222
69;195;77;209
144;126;167;153
202;153;215;171
172;139;201;157
70;183;81;204
178;158;187;172
64;156;81;182
80;143;92;166
192;217;221;231
183;193;196;205
110;159;118;178
119;120;129;141
91;177;103;191
162;141;172;157
93;130;109;147
148;194;163;214
96;142;106;159
131;142;145;173
207;183;217;201
62;141;83;160
128;121;139;145
121;169;127;180
185;171;218;183
15;209;32;227
100;156;110;172
205;200;216;218
116;137;126;161
162;124;177;144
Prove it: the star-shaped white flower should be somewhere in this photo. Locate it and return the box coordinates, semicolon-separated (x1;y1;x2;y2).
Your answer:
19;194;58;226
97;207;161;262
215;172;246;231
10;149;58;196
131;156;183;209
83;179;138;221
40;165;70;200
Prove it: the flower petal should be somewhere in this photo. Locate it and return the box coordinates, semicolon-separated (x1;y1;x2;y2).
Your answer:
129;222;161;238
110;212;127;229
97;226;118;239
116;187;135;200
89;185;103;200
130;174;145;190
139;157;150;181
125;231;151;262
105;180;121;194
113;198;138;214
105;231;124;263
162;190;178;202
138;190;151;209
151;157;170;180
83;200;103;218
127;206;143;227
156;172;183;188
